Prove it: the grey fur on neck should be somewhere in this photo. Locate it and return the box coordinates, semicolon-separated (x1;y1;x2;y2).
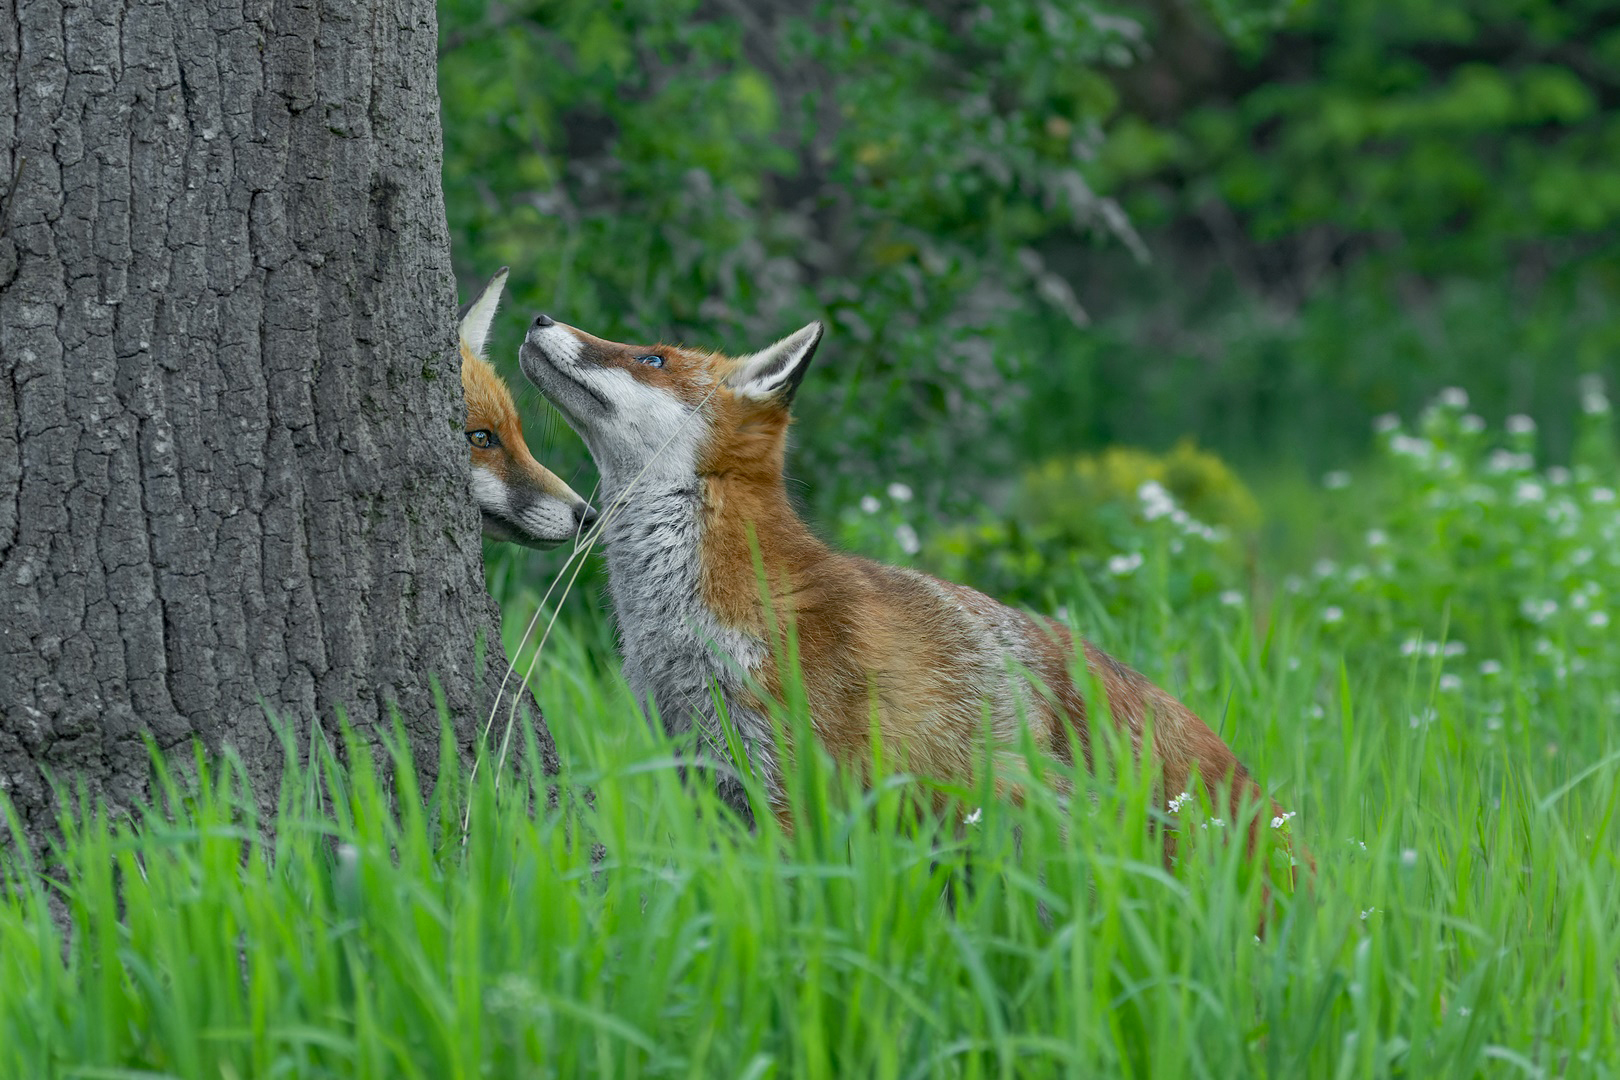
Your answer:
598;477;779;822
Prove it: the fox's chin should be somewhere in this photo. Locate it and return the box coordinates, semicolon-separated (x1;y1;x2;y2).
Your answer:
481;511;567;551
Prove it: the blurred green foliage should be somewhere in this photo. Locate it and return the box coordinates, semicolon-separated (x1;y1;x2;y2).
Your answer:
441;0;1619;573
893;440;1259;608
1057;0;1620;472
1018;440;1261;541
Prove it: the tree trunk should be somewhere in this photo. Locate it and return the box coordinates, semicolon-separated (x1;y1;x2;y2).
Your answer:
0;0;557;848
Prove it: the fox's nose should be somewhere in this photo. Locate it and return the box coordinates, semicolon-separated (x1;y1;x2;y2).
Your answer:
532;313;555;329
575;502;599;533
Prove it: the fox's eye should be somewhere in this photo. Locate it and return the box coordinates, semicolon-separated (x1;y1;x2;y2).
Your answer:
635;354;665;369
467;430;498;449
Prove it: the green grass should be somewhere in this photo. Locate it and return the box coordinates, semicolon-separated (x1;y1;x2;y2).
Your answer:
5;397;1620;1077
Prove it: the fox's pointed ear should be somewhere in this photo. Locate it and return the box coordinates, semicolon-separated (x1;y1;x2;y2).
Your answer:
457;267;509;359
728;321;824;403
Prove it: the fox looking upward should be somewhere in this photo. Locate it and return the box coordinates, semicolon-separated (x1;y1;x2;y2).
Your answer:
519;313;1298;865
458;270;597;548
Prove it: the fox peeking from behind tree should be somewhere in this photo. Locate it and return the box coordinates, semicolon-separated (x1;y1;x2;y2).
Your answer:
458;270;597;548
518;312;1302;874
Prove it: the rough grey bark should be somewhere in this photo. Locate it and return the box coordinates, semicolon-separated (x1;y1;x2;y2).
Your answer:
0;0;558;849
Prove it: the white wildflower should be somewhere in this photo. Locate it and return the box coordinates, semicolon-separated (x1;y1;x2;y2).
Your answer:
1437;387;1469;408
1360;907;1376;921
1440;674;1462;693
1400;848;1418;868
1443;641;1467;657
1366;529;1389;548
1219;589;1244;607
886;482;913;503
1460;413;1485;434
1168;792;1192;814
1514;480;1546;503
1313;558;1337;578
1479;660;1502;676
1322;606;1344;624
1506;414;1536;435
1580;375;1610;415
1107;551;1144;576
1390;434;1431;458
894;523;921;556
859;494;881;515
1590;611;1611;629
1270;811;1296;829
1138;480;1175;521
1323;470;1352;490
1373;413;1400;434
1520;598;1557;622
1594;487;1617;504
1486;449;1533;473
1548;466;1571;486
963;807;982;826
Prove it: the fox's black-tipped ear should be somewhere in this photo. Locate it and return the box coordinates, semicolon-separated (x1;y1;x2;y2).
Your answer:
457;267;509;359
728;321;824;403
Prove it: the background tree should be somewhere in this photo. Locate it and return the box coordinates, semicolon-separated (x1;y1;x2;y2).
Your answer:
0;0;552;850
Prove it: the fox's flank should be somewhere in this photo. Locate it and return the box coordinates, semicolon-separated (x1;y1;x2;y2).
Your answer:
520;314;1305;879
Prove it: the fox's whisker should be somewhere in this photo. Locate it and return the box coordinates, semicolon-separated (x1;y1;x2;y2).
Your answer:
466;386;718;834
491;389;718;771
454;268;598;823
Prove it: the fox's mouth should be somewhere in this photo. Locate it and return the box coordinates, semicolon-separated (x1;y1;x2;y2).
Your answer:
520;337;613;416
481;509;562;550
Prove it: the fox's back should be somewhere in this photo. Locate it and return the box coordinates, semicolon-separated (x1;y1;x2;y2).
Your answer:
755;553;1078;779
764;553;1249;805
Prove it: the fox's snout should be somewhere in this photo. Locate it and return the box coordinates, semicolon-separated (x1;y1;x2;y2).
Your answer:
471;460;596;550
519;315;583;371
